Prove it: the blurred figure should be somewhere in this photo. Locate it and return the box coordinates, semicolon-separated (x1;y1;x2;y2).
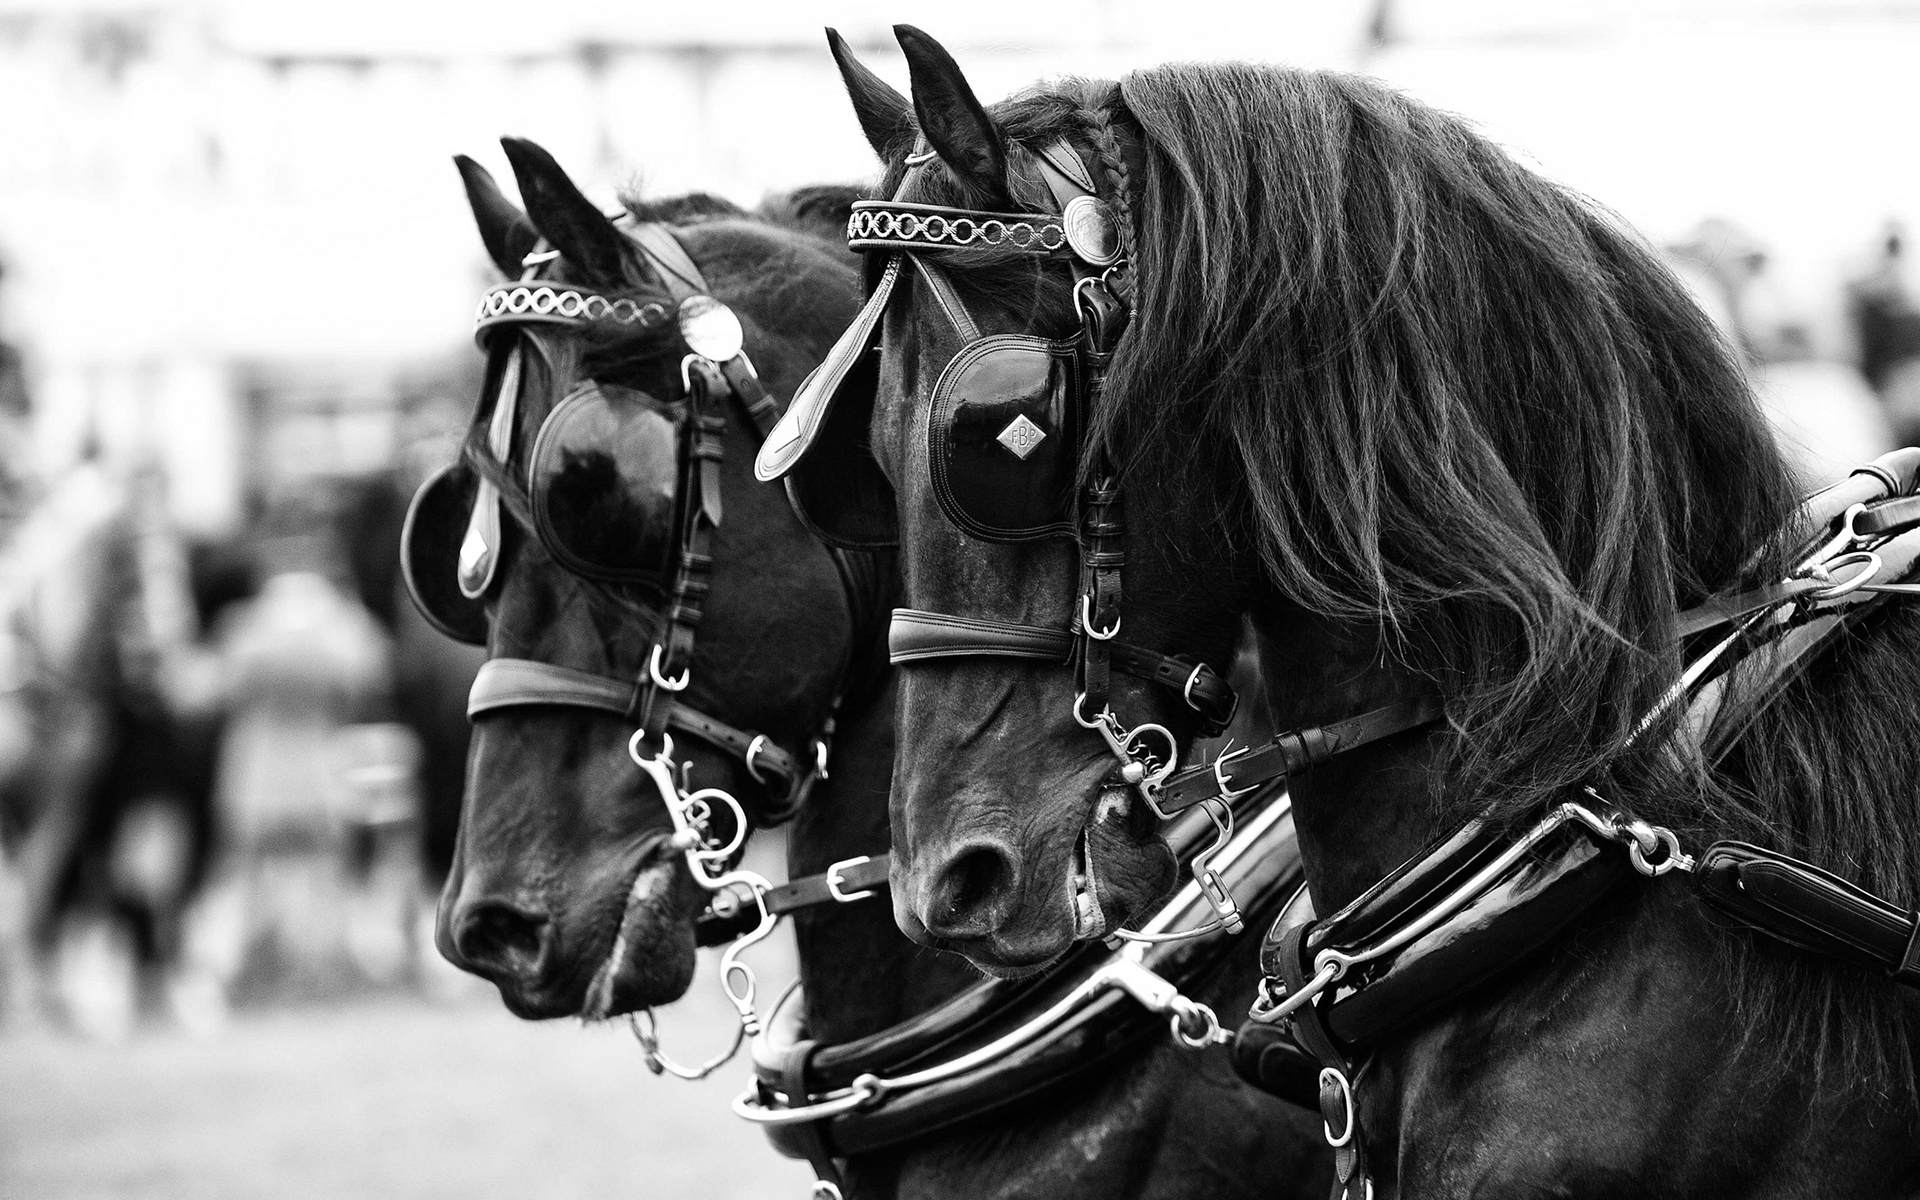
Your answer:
1846;221;1920;445
1668;218;1892;487
174;502;397;1028
0;456;219;1041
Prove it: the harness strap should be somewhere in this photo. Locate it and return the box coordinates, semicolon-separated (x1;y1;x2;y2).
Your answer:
887;608;1237;732
623;220;710;302
1274;922;1371;1200
762;855;891;917
1694;841;1920;984
1151;695;1447;815
779;1039;845;1194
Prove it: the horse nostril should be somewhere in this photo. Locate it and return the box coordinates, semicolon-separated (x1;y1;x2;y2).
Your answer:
922;842;1018;940
451;901;552;980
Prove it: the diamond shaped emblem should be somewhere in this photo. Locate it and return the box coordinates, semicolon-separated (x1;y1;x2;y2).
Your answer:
997;414;1047;460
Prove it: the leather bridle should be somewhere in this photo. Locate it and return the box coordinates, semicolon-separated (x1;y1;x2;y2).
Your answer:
460;218;865;826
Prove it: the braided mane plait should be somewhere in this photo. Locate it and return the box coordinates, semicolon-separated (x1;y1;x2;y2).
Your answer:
1082;94;1136;264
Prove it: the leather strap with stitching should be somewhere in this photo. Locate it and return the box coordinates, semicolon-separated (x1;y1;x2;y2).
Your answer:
1151;695;1447;815
469;658;804;797
888;608;1237;731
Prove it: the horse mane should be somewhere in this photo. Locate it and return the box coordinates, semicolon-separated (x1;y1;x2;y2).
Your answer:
914;65;1916;1100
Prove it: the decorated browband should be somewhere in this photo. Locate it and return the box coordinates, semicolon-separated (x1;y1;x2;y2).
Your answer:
845;167;1123;268
472;284;672;345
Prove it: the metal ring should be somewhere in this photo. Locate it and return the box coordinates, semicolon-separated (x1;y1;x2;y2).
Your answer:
812;1184;844;1200
1803;550;1881;602
1168;1000;1222;1050
628;729;676;767
649;644;691;692
743;735;771;784
1080;594;1121;641
1072;692;1113;732
1625;824;1692;876
1319;1067;1357;1148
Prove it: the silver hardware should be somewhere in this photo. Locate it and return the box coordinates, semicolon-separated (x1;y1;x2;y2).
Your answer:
996;414;1048;460
677;295;745;363
649;644;691;692
732;956;1221;1127
476;284;667;330
1168;997;1230;1049
1181;663;1208;709
628;728;674;766
627;1006;747;1081
1319;1067;1357;1148
1079;594;1120;640
811;738;831;781
846;206;1067;253
744;735;771;784
1205;741;1261;803
904;148;939;166
520;248;561;267
1062;195;1122;267
1798;549;1882;602
811;1183;845;1200
826;856;877;903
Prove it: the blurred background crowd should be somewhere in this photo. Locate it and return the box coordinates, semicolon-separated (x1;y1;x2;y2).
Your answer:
3;0;1920;1196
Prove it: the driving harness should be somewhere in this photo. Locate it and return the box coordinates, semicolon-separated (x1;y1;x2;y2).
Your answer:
401;217;878;827
1224;449;1920;1199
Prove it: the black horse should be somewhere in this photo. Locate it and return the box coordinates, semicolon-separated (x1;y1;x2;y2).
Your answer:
415;140;1327;1197
773;28;1920;1196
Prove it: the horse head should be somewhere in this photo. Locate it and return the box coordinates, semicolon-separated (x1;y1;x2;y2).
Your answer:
417;138;869;1018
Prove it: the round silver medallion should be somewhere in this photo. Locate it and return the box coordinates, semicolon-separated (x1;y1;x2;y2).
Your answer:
677;295;744;362
1062;195;1121;267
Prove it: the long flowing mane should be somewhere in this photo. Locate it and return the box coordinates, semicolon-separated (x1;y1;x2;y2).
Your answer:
908;65;1920;1100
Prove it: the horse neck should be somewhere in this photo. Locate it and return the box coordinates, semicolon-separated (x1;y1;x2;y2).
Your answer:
1247;594;1451;908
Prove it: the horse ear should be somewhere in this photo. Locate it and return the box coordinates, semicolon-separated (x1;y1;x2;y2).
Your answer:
893;25;1006;196
499;137;632;286
454;155;539;277
826;28;915;163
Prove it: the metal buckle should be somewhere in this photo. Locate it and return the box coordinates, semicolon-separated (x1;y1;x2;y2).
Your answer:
1210;742;1259;802
826;856;877;903
649;644;691;692
811;738;831;781
1181;662;1208;709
